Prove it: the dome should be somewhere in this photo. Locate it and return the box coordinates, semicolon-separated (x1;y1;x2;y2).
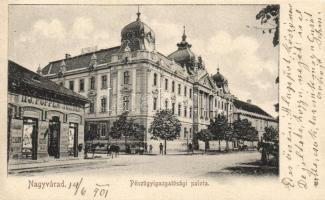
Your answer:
168;26;197;68
120;11;155;51
212;68;225;83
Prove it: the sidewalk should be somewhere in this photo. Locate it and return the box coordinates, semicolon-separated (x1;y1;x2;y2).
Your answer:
8;154;112;172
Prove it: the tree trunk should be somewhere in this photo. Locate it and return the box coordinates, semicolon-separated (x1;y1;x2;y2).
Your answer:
218;140;221;151
125;136;127;153
226;140;229;151
204;141;209;153
164;139;167;155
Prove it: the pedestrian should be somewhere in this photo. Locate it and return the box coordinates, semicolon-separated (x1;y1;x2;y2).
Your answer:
159;143;163;155
149;144;153;154
144;143;148;154
189;143;193;154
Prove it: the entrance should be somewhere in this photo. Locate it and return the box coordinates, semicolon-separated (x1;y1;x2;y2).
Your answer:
68;123;78;157
22;118;38;160
48;116;60;158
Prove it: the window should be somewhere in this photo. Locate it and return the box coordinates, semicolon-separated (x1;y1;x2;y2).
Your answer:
100;124;107;137
165;78;168;90
172;81;175;92
89;102;95;113
184;106;187;117
153;73;157;86
178;104;181;116
189;88;192;99
165;100;168;110
101;97;107;112
184;86;187;96
189;107;192;118
178;84;181;95
153;97;157;110
79;79;84;92
124;71;130;84
172;103;175;115
222;102;224;110
184;127;187;138
189;128;192;138
90;77;96;90
69;80;74;91
123;96;129;111
101;75;107;89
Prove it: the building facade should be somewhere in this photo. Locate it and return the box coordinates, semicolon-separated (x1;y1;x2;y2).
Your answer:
233;99;278;140
8;61;89;162
40;12;275;151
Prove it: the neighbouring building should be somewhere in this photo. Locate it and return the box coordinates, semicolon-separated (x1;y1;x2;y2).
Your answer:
233;99;278;140
39;11;276;152
8;60;89;162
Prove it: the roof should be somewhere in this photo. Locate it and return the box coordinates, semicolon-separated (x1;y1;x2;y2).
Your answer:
9;60;89;104
42;46;120;75
233;99;273;118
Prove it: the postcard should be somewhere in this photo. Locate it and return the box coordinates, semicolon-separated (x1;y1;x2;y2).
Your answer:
1;1;324;200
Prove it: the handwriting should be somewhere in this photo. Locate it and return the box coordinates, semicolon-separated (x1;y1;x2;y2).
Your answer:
281;4;323;189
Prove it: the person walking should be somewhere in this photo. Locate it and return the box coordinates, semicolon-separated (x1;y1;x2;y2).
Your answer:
149;144;153;154
159;143;163;155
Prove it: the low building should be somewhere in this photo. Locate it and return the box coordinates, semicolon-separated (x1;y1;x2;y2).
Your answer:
8;60;89;162
233;99;278;141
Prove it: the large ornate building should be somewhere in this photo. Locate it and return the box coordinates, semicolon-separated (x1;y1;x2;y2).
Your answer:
40;11;275;151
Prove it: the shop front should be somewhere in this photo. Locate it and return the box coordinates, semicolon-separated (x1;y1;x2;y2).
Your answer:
8;60;89;163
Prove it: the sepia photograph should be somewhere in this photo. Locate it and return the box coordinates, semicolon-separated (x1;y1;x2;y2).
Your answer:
7;4;280;179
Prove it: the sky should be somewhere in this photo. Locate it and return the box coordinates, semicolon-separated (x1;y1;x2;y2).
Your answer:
8;4;279;117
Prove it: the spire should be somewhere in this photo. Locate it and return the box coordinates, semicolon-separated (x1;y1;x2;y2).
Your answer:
217;65;220;73
136;5;141;21
182;25;187;41
176;25;191;49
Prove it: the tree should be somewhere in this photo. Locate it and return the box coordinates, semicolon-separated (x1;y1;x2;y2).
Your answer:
133;123;146;150
224;125;234;151
246;127;259;147
149;110;181;155
256;5;279;47
110;112;134;149
208;115;229;151
233;119;251;142
262;126;279;165
196;129;213;152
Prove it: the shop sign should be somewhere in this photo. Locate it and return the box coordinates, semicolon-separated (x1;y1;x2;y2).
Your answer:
19;95;81;112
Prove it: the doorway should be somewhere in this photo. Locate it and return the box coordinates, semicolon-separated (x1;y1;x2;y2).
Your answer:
68;123;78;157
48;116;60;158
22;118;38;160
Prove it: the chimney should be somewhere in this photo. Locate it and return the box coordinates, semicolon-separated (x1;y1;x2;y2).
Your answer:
247;99;252;104
65;54;71;59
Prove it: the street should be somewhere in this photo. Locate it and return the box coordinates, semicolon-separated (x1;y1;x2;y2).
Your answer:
11;151;277;179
